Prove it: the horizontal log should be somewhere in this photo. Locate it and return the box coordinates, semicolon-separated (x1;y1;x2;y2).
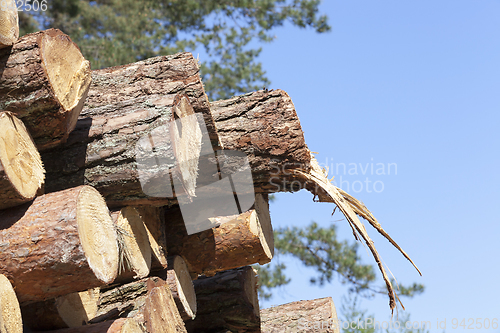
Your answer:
0;0;18;48
0;185;119;304
0;273;22;333
260;297;340;333
0;111;45;210
165;194;273;277
0;29;91;150
40;318;142;333
185;266;260;333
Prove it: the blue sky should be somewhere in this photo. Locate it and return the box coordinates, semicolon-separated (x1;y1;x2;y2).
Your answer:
252;0;500;331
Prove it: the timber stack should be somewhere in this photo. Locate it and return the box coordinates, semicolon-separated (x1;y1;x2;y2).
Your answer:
0;10;419;333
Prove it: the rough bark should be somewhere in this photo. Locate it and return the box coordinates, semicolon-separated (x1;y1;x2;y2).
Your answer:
164;256;196;321
0;185;119;304
142;285;187;333
0;29;91;150
40;318;142;333
135;206;168;269
165;194;273;277
260;297;340;333
112;207;151;282
0;0;18;48
185;267;260;333
0;274;22;333
0;111;45;210
42;55;217;206
22;288;100;331
211;90;311;194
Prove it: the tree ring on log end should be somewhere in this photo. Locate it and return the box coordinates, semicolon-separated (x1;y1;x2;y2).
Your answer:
0;112;45;205
171;255;197;320
77;186;119;284
114;207;151;280
0;0;18;48
0;274;22;333
253;194;274;262
40;29;92;134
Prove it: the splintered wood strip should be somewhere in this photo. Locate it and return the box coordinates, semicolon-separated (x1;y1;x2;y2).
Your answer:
111;207;151;282
186;267;260;333
0;185;118;304
0;0;18;48
136;206;168;269
260;297;340;333
166;256;196;321
143;285;187;333
165;194;274;277
0;274;22;333
0;29;91;150
0;111;45;209
22;288;99;330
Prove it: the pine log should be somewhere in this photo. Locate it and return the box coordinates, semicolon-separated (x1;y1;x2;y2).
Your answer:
165;194;273;277
40;318;142;333
0;111;45;210
0;185;119;304
136;206;168;269
22;288;99;331
0;29;91;150
42;58;217;206
211;89;311;194
143;285;187;333
260;297;340;333
163;256;196;321
0;274;22;333
185;267;260;333
0;0;18;48
111;207;151;282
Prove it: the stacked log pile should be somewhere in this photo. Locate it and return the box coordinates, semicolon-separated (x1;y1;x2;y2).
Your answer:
0;15;420;333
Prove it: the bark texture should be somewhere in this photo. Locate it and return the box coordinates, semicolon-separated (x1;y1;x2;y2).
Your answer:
211;90;311;194
0;111;45;210
165;194;273;277
185;267;260;333
260;297;340;333
0;29;91;150
42;54;217;206
0;185;118;304
0;0;18;48
143;285;187;333
41;318;142;333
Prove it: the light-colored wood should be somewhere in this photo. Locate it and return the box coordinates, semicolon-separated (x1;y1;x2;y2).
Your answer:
41;318;142;333
22;288;99;330
0;274;22;333
260;297;340;333
166;256;196;321
136;206;168;269
0;29;91;150
186;267;260;333
0;0;18;48
112;207;151;282
0;112;45;209
166;194;274;277
143;285;187;333
0;186;118;304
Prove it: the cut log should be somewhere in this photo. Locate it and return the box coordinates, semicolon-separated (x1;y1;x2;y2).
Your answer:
260;297;340;333
0;274;22;333
0;0;18;48
211;89;311;194
0;111;45;210
112;207;151;282
40;318;142;333
136;206;168;269
185;267;260;333
42;54;219;206
143;285;187;333
164;256;196;321
165;194;273;277
0;185;119;304
22;288;99;331
0;29;91;150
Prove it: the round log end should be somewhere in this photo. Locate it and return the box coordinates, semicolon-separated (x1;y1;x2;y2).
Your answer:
0;112;45;209
253;194;274;263
77;186;119;284
115;207;152;280
169;256;197;320
0;274;22;333
0;0;19;48
56;288;99;328
40;29;92;132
